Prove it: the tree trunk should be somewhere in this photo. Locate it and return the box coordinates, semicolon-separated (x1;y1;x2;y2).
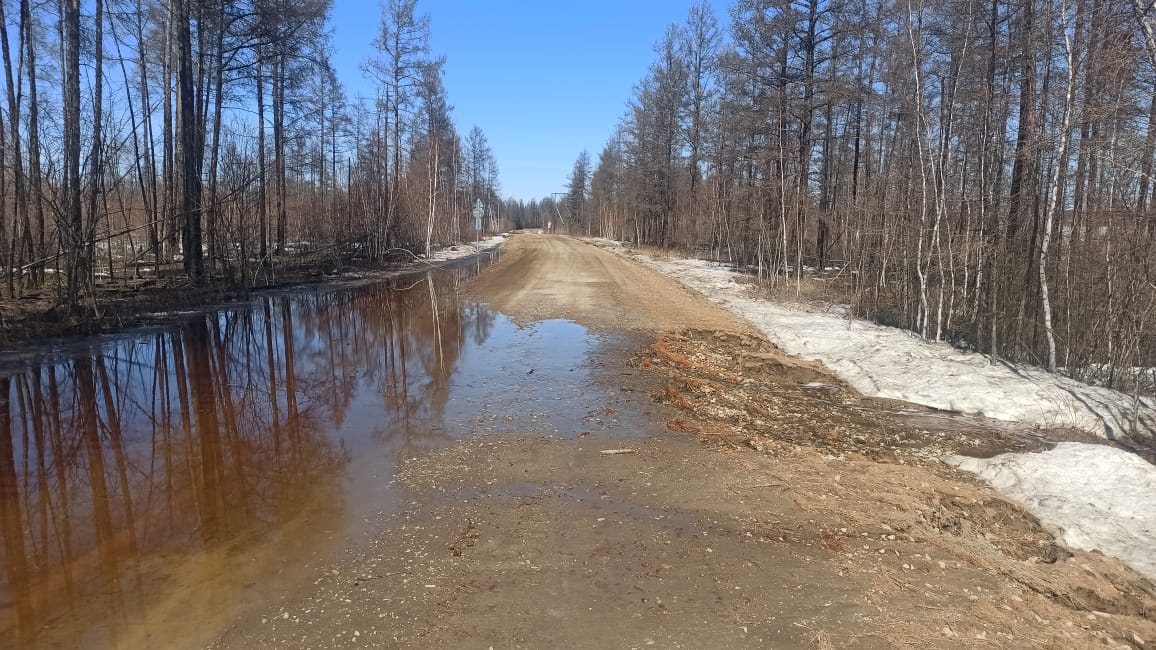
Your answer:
162;9;176;262
62;0;85;309
273;54;287;254
22;0;44;286
257;55;268;263
206;13;226;272
1040;0;1078;372
0;0;27;297
85;0;105;295
176;0;204;281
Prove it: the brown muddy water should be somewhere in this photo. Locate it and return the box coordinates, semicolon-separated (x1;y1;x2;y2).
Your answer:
0;258;646;649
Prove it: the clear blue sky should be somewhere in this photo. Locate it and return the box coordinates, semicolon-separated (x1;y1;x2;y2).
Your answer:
330;1;721;202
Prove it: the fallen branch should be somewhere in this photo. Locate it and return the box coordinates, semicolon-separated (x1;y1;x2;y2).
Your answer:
599;449;637;456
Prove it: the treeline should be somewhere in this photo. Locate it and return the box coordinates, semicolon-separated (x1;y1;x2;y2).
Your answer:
501;196;564;231
0;0;505;314
565;0;1156;388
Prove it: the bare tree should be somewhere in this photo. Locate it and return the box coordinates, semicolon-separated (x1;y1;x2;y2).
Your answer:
583;0;1154;386
368;0;433;251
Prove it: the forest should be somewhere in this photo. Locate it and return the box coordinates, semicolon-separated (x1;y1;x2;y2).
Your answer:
2;0;1153;389
562;0;1156;391
0;0;506;321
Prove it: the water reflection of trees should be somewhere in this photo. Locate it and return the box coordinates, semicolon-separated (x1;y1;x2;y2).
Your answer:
0;263;495;647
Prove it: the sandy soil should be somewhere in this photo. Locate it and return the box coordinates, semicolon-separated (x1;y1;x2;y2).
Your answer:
468;232;751;334
213;233;1156;649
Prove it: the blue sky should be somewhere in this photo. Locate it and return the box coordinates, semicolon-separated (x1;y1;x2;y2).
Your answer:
330;1;721;202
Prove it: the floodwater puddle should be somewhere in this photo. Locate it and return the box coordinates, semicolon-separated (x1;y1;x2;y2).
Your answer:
444;318;640;435
0;259;641;649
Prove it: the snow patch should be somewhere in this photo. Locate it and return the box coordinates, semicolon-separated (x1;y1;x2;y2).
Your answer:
947;444;1156;582
607;243;1155;441
425;235;507;262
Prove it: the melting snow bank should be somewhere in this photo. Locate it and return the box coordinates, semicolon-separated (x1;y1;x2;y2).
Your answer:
947;444;1156;582
596;241;1155;441
425;234;507;262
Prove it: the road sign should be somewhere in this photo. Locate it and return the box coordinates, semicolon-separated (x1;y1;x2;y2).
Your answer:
473;199;484;232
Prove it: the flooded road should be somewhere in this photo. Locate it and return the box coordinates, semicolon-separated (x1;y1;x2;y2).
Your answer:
0;256;645;649
10;234;1150;650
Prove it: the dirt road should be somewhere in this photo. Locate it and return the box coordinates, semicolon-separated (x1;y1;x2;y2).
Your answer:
469;232;749;333
214;234;1156;649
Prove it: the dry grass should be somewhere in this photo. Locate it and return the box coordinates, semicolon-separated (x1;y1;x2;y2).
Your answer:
748;271;853;304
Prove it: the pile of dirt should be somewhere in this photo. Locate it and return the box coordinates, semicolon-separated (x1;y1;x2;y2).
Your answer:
639;329;1035;460
639;329;1156;647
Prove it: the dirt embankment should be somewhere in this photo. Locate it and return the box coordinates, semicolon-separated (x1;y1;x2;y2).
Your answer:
216;233;1156;649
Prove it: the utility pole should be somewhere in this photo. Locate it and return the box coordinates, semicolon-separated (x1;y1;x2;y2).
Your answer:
551;192;568;233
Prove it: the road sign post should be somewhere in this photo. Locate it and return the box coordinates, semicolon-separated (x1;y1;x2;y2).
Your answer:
473;199;484;251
